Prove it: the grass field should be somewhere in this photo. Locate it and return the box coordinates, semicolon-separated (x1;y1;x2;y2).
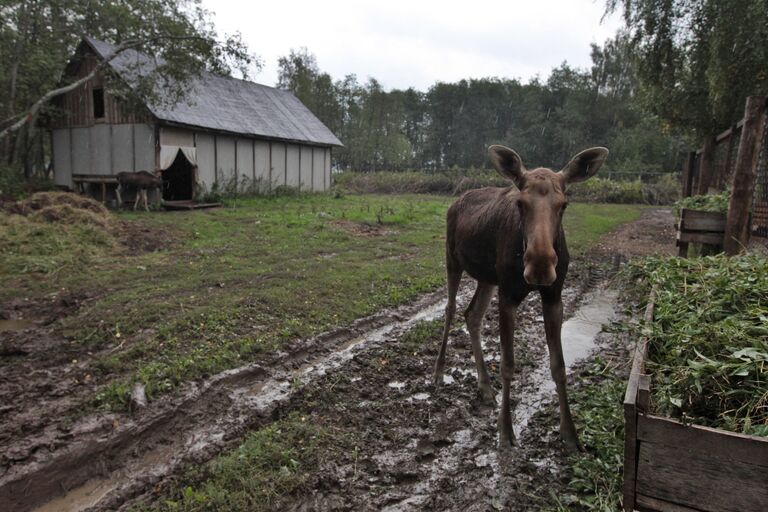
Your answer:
1;194;643;410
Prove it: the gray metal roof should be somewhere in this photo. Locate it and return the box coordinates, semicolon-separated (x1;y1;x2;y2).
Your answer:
84;37;342;147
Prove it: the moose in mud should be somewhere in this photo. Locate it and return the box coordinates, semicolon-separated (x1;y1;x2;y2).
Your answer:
433;145;609;451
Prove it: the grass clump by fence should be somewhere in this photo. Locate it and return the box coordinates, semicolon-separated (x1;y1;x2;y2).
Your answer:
621;254;768;436
334;170;680;205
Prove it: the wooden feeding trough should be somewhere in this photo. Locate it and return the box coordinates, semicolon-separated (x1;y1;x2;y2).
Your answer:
675;208;726;257
622;291;768;512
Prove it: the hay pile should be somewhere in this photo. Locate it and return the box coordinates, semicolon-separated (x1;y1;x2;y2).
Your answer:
3;192;112;229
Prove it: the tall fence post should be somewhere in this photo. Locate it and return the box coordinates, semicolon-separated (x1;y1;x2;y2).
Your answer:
681;151;696;198
696;137;715;195
724;96;768;255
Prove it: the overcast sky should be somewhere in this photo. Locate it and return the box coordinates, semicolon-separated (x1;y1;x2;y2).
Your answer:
202;0;623;91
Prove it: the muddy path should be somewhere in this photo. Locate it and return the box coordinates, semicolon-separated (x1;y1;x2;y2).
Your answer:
0;208;676;511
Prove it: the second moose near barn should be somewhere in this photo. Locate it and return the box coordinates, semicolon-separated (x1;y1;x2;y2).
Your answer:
50;37;342;203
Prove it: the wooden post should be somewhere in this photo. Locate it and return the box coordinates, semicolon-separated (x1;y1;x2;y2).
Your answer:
696;136;715;195
724;96;767;255
720;124;738;189
681;151;696;198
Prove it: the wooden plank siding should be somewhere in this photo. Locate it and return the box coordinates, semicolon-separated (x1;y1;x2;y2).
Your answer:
49;51;152;129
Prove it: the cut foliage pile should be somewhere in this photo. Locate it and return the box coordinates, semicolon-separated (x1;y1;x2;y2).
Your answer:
621;254;768;436
673;189;730;218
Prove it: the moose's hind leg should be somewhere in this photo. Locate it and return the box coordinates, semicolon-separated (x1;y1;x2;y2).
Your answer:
433;268;462;385
465;281;496;405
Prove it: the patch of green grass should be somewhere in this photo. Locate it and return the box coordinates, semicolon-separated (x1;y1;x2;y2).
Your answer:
135;412;354;512
563;203;644;254
2;194;644;411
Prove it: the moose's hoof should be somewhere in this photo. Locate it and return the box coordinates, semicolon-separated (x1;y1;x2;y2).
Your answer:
479;385;497;406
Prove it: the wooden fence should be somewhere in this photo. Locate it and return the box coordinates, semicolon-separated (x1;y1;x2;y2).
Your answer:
681;96;768;251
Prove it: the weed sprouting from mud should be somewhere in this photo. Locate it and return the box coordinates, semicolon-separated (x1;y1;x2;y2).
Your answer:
137;412;354;512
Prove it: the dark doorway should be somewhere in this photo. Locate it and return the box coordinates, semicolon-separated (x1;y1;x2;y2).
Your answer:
163;150;194;201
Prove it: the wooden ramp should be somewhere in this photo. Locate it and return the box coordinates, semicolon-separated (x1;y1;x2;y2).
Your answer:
162;200;222;211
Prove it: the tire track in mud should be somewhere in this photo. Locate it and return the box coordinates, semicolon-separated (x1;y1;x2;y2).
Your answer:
268;268;619;512
1;287;472;512
2;263;617;512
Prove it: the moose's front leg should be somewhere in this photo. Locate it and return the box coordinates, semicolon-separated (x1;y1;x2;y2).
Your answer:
542;297;582;452
497;297;518;448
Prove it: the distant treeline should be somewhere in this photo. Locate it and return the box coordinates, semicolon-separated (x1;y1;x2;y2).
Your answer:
277;34;687;174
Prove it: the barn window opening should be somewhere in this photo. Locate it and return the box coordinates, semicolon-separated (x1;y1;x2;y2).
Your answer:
92;88;105;119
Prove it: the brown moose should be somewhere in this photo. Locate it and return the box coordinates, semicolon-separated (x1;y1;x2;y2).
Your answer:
115;171;163;211
433;145;608;451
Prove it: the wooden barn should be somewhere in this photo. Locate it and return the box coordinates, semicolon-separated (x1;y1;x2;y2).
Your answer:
49;37;342;204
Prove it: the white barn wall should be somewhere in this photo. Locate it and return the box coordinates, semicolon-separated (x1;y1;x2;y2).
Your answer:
323;148;331;190
254;140;270;191
196;133;215;189
236;138;254;190
271;142;286;188
312;147;324;191
299;146;312;190
112;125;134;173
286;144;300;187
52;129;72;187
216;136;236;187
70;128;91;175
134;124;155;172
91;124;111;174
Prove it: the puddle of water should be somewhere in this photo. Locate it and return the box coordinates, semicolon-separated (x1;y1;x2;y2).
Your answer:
511;287;619;437
0;318;34;331
32;478;117;512
560;289;619;369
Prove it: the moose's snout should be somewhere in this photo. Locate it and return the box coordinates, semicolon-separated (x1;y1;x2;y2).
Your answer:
523;249;558;286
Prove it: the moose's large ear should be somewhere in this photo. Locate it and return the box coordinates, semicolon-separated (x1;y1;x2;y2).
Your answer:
560;147;609;184
489;145;525;187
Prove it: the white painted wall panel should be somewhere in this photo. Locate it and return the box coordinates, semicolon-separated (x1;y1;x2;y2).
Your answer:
254;140;270;190
91;124;111;174
300;146;312;191
271;142;286;188
286;144;300;187
160;127;194;147
52;129;72;187
325;148;331;190
216;136;236;187
112;125;134;173
236;138;254;190
71;128;91;175
312;147;324;191
134;124;155;172
196;133;215;189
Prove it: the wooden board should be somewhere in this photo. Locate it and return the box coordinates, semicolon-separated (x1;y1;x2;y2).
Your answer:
162;201;221;211
636;427;768;512
676;231;725;245
638;414;768;467
679;209;726;232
